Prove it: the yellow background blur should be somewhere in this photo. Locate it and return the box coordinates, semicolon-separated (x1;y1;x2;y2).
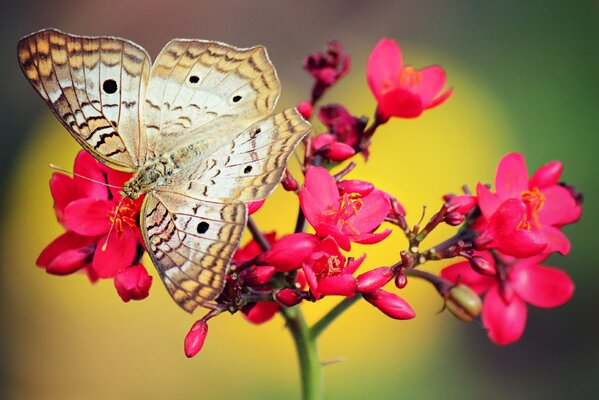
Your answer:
1;1;597;399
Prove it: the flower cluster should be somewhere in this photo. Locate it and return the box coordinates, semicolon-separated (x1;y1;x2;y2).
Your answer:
37;37;582;362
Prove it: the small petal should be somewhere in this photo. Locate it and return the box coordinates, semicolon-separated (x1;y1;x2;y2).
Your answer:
242;302;280;324
37;231;94;268
441;260;495;295
530;161;562;189
184;320;208;358
73;150;109;199
348;190;389;233
447;194;477;215
318;274;356;297
476;183;502;219
312;133;336;150
367;38;403;97
539;225;571;255
537;185;582;227
351;229;392;245
510;263;574;308
413;65;448;107
63;198;113;236
50;173;82;221
258;233;320;272
239;265;276;286
364;289;416;320
482;286;527;345
246;199;266;216
377;87;424;119
92;228;137;278
338;180;375;197
495;153;529;199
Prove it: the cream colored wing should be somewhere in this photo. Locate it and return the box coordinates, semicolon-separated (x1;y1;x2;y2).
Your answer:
172;108;310;201
141;190;246;313
144;39;280;157
17;29;150;171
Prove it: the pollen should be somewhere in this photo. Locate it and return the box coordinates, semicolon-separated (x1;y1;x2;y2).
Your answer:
107;198;138;234
518;187;545;230
321;192;364;234
398;66;422;87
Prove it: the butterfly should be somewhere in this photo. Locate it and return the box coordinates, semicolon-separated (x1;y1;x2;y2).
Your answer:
18;28;310;313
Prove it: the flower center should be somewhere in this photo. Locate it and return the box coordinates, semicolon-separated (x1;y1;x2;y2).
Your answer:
107;198;138;235
518;187;545;230
398;66;422;87
322;192;364;234
313;254;342;279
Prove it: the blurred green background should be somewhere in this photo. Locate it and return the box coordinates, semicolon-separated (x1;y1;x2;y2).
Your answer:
0;1;597;399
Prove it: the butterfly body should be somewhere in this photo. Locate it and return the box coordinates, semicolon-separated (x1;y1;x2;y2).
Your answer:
18;29;310;313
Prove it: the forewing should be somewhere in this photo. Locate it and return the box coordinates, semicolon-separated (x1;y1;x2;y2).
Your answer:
17;28;150;171
141;190;246;313
173;108;310;201
144;39;280;157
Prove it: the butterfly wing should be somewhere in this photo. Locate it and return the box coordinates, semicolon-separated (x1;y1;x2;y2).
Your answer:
141;108;309;312
17;28;150;171
143;39;280;158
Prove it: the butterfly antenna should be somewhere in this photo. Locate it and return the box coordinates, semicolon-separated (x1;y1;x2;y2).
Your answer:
101;196;125;252
49;163;123;189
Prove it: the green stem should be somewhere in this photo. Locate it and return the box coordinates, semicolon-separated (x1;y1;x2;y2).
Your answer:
311;294;361;339
281;306;322;400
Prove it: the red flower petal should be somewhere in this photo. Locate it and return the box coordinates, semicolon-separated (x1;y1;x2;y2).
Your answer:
50;173;82;221
348;190;389;233
539;225;571;255
351;229;392;245
242;302;280;324
510;263;574;308
303;167;339;210
338;180;375;197
482;286;527;345
106;168;132;201
63;198;113;236
318;274;356;297
440;261;495;295
367;38;403;98
259;233;320;272
495;153;529;199
476;183;501;219
344;253;366;275
246;199;266;216
37;231;94;267
73;150;109;199
92;229;137;278
314;223;351;251
233;232;276;262
537;185;582;227
413;65;448;107
425;87;453;110
530;161;562;189
377;87;424;119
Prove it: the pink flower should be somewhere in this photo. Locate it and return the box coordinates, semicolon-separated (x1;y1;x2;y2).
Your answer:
184;320;208;358
302;236;365;300
304;40;350;102
441;253;575;345
258;233;320;272
476;153;582;257
37;150;143;280
367;38;452;119
114;264;153;302
318;104;367;148
299;166;391;251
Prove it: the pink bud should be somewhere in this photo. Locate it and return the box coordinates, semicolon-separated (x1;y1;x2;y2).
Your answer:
184;320;208;358
114;264;153;302
242;302;280;324
246;199;266;215
311;133;336;151
364;289;415;320
356;267;394;293
282;172;299;191
275;288;304;307
297;101;313;119
258;233;320;272
395;271;408;289
469;256;496;276
338;180;375;196
321;142;356;161
445;211;465;226
447;195;477;214
239;265;276;286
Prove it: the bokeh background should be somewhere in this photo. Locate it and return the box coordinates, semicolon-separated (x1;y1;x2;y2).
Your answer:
1;1;597;399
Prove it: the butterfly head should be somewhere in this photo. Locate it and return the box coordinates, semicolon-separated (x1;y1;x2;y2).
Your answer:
121;162;163;200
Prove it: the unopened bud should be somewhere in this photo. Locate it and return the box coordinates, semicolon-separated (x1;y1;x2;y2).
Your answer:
356;267;394;293
447;195;477;214
297;101;313;119
445;211;465;226
469;256;496;276
184;320;208;358
275;288;304;307
239;265;276;286
282;171;299;191
258;233;320;272
364;289;416;320
321;142;356;161
446;284;482;322
395;270;408;289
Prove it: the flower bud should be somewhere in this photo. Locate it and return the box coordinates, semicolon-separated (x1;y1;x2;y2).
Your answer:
184;320;208;358
246;199;266;215
239;265;276;286
114;264;152;302
445;211;465;226
311;133;336;150
338;180;375;197
447;195;477;214
281;171;298;191
364;289;415;320
297;101;313;119
395;270;408;289
275;288;304;307
258;233;320;272
469;256;496;276
356;267;394;293
321;142;356;161
445;284;482;322
242;302;280;324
